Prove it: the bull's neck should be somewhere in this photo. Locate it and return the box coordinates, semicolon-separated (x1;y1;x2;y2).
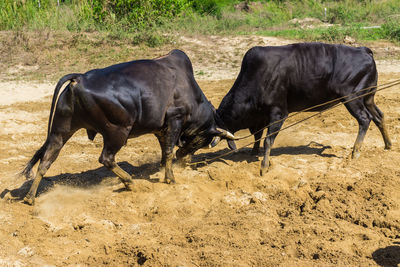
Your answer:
186;103;215;134
216;108;237;133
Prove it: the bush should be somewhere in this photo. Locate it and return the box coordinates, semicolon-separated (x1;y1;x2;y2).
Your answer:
1;0;400;46
189;0;222;18
88;0;189;28
381;18;400;42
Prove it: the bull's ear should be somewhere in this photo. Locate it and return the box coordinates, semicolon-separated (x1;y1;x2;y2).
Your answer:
209;136;221;148
177;137;185;148
208;127;236;149
215;128;237;150
227;140;237;150
209;133;237;150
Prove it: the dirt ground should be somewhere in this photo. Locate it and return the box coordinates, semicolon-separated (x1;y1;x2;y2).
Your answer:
1;34;400;266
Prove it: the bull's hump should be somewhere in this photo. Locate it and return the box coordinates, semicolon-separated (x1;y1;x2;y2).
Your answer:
169;49;188;58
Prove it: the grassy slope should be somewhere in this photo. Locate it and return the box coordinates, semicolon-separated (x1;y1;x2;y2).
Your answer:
1;30;399;85
1;0;399;43
0;0;399;82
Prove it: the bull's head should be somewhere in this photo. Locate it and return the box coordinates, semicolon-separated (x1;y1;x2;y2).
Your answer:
176;126;236;159
209;128;237;150
212;108;237;150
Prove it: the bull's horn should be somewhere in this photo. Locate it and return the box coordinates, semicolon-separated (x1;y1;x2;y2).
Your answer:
216;128;235;140
209;136;221;148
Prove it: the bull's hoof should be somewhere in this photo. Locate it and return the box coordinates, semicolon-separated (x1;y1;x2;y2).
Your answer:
260;168;267;176
23;196;34;206
351;150;360;160
260;160;271;176
26;170;35;180
124;183;134;191
384;143;392;150
165;178;176;184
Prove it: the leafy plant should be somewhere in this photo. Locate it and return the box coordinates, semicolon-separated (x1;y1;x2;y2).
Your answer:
381;18;400;42
189;0;222;18
1;0;400;46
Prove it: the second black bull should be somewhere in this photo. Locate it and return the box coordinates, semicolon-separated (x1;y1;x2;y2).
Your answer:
21;49;235;205
216;43;392;175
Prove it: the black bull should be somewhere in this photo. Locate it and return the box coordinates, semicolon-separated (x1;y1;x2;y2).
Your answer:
216;43;392;175
21;49;234;205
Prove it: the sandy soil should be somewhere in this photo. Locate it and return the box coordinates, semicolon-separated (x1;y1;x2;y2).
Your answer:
1;36;400;266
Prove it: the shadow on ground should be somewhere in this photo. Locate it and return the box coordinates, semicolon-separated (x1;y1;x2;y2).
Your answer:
0;161;161;200
1;142;337;201
372;245;400;267
192;141;337;166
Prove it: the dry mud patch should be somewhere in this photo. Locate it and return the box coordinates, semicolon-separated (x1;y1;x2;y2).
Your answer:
0;37;400;265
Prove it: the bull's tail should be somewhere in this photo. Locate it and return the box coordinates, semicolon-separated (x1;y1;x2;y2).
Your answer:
21;140;49;179
21;73;81;179
47;73;81;136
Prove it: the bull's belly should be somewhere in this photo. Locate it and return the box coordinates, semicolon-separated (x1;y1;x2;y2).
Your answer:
128;126;161;138
287;98;340;113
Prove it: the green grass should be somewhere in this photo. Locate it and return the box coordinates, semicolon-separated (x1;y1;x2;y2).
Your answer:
0;0;400;45
246;23;400;43
167;0;400;43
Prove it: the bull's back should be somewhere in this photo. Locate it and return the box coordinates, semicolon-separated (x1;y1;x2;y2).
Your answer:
273;43;376;112
218;43;377;131
72;50;205;135
71;58;177;134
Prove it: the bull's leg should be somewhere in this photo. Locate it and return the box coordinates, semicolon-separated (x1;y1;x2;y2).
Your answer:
260;108;286;176
344;100;372;159
155;133;167;167
100;132;133;190
163;115;183;184
364;97;392;149
250;126;263;155
24;132;73;205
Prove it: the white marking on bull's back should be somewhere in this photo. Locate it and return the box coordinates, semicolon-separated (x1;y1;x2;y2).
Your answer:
48;81;73;136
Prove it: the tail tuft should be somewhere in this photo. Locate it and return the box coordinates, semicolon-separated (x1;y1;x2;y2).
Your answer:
21;141;48;179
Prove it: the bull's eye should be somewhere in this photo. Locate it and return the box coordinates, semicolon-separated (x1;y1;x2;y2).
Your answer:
177;139;184;147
